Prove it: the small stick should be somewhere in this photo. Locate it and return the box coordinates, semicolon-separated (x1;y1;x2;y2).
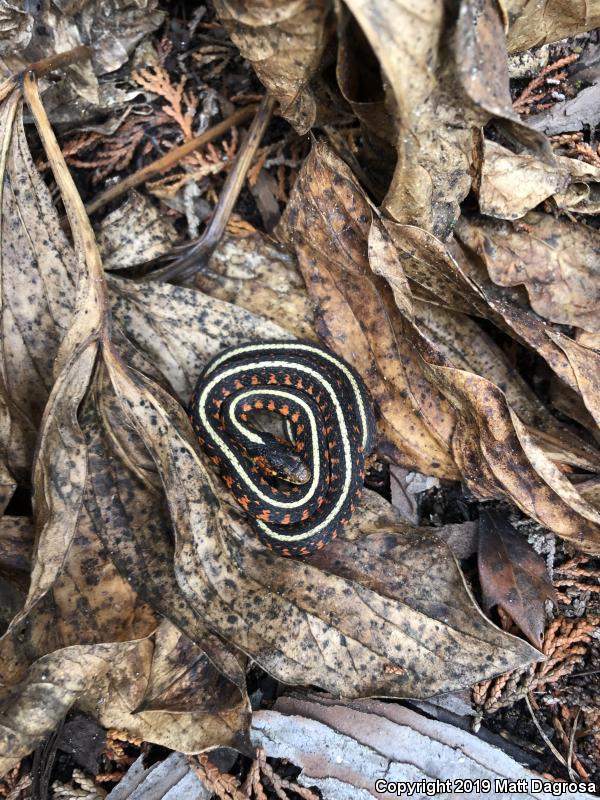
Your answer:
27;46;91;79
0;45;92;102
145;94;275;283
525;695;577;781
86;103;258;216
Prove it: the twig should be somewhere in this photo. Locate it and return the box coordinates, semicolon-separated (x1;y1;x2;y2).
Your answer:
26;46;91;79
85;104;258;215
525;695;577;781
0;45;92;102
144;94;275;283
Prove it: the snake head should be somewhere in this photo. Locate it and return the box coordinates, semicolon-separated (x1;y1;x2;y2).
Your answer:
253;446;311;485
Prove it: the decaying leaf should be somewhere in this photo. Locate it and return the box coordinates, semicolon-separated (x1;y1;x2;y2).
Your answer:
0;70;547;774
212;0;330;133
504;0;600;54
477;139;569;220
456;213;600;333
0;92;75;483
97;190;179;271
478;509;556;649
1;0;165;118
279;140;460;478
196;232;316;341
281;140;600;553
478;139;600;219
413;300;600;472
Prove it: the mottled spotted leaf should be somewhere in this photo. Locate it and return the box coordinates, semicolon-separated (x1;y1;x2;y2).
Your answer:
279;141;459;479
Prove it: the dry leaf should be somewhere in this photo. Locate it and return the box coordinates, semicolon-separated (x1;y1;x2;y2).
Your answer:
96;191;179;271
213;0;330;133
456;213;600;333
2;0;165;117
195;232;316;341
414;300;600;471
342;0;550;237
478;139;600;218
477;139;569;220
504;0;600;54
478;509;556;649
278;140;460;478
0;93;75;483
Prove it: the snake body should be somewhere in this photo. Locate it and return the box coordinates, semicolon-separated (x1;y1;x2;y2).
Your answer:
190;340;376;556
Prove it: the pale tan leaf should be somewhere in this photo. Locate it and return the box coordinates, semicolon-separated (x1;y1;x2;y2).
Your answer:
456;213;600;332
213;0;329;133
504;0;600;53
478;139;569;220
0;94;75;479
196;232;317;341
97;191;179;271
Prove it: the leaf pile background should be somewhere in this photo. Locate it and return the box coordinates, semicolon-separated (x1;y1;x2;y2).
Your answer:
0;0;599;786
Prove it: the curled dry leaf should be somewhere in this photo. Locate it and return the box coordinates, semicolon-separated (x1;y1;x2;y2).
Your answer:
278;140;459;479
0;75;250;763
393;216;596;404
477;139;569;220
212;0;330;134
282;141;600;553
478;139;600;219
414;300;600;471
478;509;556;649
504;0;600;54
341;0;549;237
456;213;600;333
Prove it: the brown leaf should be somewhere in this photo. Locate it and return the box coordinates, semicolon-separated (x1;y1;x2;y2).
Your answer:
412;332;600;552
0;74;249;764
279;141;459;478
213;0;330;133
0;516;34;574
505;0;600;54
414;300;600;471
478;508;556;649
448;235;585;391
548;331;600;430
456;212;600;332
137;621;245;714
0;639;250;778
343;0;549;237
6;2;165;120
477;139;569;220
